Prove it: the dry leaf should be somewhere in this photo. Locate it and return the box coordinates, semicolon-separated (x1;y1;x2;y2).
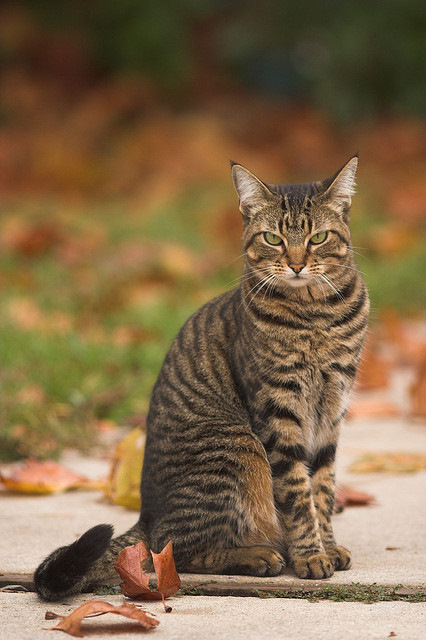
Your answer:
114;541;151;599
347;399;400;420
152;541;182;599
334;485;376;511
46;600;159;637
0;460;88;494
114;540;181;608
410;362;426;418
105;427;145;510
355;339;390;391
349;452;426;474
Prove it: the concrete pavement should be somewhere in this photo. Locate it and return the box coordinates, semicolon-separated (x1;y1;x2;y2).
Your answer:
0;416;425;639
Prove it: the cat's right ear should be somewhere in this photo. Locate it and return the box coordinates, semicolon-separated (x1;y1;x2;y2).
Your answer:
231;163;274;218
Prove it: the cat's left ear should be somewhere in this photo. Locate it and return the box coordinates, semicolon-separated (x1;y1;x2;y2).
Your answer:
317;154;358;219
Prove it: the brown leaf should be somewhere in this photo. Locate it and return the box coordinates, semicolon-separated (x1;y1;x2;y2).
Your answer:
0;460;87;494
349;452;426;474
46;600;159;637
347;399;400;420
335;485;376;510
2;220;64;257
410;361;426;418
355;339;390;391
115;540;181;607
152;541;182;599
114;541;151;599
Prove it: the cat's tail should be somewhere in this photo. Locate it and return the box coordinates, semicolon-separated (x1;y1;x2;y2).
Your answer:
34;521;147;601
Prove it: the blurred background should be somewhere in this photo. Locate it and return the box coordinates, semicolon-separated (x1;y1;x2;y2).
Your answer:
1;0;425;461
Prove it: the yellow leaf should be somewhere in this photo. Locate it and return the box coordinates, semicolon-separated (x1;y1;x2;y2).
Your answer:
349;452;426;474
0;460;87;494
106;427;145;510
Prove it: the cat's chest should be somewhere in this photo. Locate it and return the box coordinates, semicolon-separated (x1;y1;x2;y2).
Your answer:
278;326;338;363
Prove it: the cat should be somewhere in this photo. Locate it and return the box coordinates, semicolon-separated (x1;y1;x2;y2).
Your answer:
34;155;369;601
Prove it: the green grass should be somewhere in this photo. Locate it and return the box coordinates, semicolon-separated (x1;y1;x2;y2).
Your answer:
179;583;425;603
1;190;424;460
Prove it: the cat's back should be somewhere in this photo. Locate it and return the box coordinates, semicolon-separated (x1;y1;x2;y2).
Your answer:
146;286;244;430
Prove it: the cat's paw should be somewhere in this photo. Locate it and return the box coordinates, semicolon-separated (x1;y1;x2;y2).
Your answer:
293;552;334;579
238;546;285;577
326;545;351;571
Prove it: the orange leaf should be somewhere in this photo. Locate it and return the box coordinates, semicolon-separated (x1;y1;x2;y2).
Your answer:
152;540;182;599
114;540;181;607
0;460;87;494
46;600;159;637
114;542;151;599
349;452;426;474
347;399;400;420
335;484;376;509
355;340;390;391
410;362;426;418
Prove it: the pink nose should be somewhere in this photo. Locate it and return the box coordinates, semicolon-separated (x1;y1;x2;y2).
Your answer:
288;263;305;274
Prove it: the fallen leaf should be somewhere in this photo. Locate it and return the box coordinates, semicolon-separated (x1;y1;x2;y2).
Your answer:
2;220;64;257
355;339;390;391
334;485;376;512
0;460;87;494
152;541;182;600
349;452;426;474
46;600;159;637
385;546;400;551
381;312;426;366
114;540;181;609
114;541;151;599
410;361;426;418
105;427;145;510
347;399;400;420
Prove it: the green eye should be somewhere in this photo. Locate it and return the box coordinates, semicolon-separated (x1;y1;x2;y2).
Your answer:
264;232;283;246
310;231;328;245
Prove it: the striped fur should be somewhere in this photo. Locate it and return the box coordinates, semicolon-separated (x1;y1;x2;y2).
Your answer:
34;156;368;600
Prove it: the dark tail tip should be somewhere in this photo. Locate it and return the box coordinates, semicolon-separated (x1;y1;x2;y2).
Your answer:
34;524;114;601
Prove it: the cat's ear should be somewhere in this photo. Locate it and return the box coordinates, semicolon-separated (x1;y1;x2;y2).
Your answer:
317;154;358;217
231;163;275;218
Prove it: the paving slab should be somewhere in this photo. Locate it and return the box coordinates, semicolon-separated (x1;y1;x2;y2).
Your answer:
1;416;425;640
0;593;424;640
1;417;425;591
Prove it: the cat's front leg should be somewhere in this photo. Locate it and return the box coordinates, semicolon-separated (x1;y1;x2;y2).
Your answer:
310;443;351;571
268;436;334;579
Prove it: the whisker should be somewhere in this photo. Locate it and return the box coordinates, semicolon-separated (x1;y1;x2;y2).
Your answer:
224;267;273;288
315;263;367;277
318;274;344;301
313;275;327;302
238;273;276;312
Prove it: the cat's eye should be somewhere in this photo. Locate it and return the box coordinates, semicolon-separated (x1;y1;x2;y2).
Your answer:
264;232;283;246
310;231;328;245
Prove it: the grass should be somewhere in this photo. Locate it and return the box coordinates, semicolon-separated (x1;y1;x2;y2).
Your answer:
179;583;425;603
1;188;424;460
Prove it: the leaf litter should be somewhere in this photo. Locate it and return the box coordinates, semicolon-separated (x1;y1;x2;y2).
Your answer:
45;541;180;635
114;540;181;610
0;460;104;494
45;600;159;636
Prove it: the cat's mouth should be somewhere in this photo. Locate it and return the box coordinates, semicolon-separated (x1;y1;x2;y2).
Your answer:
286;275;311;288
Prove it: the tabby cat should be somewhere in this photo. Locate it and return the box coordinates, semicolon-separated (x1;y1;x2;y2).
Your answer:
35;155;369;601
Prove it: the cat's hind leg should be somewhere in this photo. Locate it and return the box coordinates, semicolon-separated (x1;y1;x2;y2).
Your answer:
185;545;284;577
146;428;284;576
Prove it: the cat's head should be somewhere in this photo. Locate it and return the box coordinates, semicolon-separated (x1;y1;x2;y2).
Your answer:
232;156;358;292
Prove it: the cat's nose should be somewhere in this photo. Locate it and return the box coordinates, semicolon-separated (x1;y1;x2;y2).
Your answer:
288;262;306;274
